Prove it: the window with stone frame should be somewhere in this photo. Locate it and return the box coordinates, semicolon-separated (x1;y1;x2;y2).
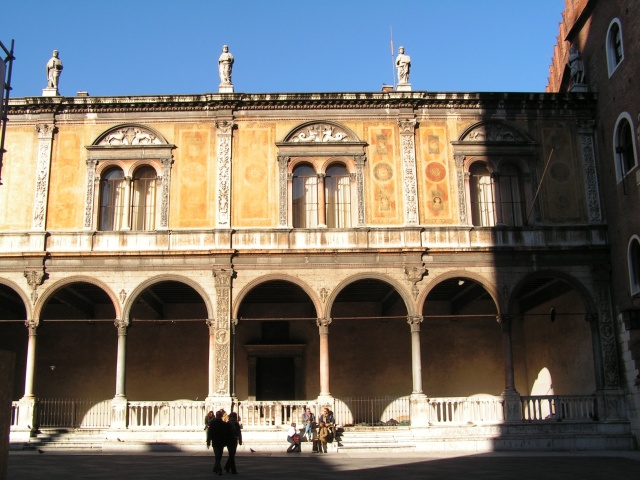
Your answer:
324;163;351;228
130;166;158;231
630;237;640;298
606;19;624;76
99;167;126;231
614;114;638;181
497;163;525;226
469;162;496;227
292;163;319;228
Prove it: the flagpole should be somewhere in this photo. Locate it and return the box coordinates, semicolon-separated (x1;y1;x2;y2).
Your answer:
390;26;396;89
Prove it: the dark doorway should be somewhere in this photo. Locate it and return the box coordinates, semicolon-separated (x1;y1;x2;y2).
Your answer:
256;357;295;400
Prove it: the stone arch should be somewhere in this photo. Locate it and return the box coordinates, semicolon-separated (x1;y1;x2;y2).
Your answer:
326;272;415;318
458;120;535;144
123;274;213;323
418;270;502;315
0;277;32;320
34;275;121;322
232;274;322;320
507;269;597;317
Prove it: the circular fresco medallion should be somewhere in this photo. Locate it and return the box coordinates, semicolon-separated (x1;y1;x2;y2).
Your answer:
374;162;393;182
426;162;446;182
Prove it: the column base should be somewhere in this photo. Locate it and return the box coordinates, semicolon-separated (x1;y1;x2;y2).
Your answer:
110;396;128;430
501;389;521;422
409;393;429;427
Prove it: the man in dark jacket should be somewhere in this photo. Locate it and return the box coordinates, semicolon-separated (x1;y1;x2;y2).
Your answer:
209;410;231;475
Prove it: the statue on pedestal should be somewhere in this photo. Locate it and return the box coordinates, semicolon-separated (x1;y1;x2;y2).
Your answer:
218;45;234;86
568;46;585;85
46;50;63;90
396;46;411;85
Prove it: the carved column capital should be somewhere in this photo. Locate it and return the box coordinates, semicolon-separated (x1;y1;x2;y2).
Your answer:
407;315;423;332
24;319;38;334
496;314;513;332
215;120;235;134
398;118;417;134
316;317;332;334
114;318;128;334
35;123;57;139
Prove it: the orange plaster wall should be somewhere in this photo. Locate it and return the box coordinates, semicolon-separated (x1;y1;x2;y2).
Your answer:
47;127;86;230
366;124;403;225
232;125;276;227
171;126;215;228
540;125;585;223
417;125;455;224
0;128;37;230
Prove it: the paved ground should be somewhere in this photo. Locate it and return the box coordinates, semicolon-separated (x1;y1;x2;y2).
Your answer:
6;450;640;480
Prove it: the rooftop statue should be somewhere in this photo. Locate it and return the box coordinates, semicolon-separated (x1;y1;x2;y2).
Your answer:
46;50;63;90
568;46;585;85
396;46;411;85
218;45;234;86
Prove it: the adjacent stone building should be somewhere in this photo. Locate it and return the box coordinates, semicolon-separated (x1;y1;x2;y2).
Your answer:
548;0;640;445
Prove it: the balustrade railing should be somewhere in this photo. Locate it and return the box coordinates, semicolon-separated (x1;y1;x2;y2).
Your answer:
127;401;207;429
520;395;597;422
36;398;111;428
11;394;602;432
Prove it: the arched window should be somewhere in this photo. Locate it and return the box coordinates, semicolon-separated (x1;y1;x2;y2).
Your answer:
325;164;351;228
469;163;495;227
99;168;126;231
498;164;525;226
606;20;624;76
614;115;637;180
630;237;640;297
292;164;318;228
131;166;158;231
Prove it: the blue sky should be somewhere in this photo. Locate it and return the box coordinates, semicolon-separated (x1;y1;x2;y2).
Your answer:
3;0;564;97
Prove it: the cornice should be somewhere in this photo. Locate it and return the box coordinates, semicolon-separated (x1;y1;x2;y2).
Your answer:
7;91;598;116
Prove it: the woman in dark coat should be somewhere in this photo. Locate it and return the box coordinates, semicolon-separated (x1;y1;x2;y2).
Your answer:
224;412;243;474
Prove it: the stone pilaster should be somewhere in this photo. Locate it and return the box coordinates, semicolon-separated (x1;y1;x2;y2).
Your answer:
277;155;290;227
398;118;419;225
83;158;98;229
454;154;469;225
159;156;173;230
208;269;234;400
32;123;56;231
215;120;234;228
578;121;603;224
354;155;367;227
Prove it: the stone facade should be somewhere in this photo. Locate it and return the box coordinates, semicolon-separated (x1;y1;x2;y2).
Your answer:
0;88;628;445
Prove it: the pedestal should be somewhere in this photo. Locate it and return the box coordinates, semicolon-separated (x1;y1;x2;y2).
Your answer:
409;393;429;427
219;84;234;93
42;87;59;97
396;83;412;92
570;83;588;93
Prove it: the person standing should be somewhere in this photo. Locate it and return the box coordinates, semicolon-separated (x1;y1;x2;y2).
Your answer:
209;410;230;475
204;410;215;449
46;50;63;89
317;421;329;453
224;412;242;474
302;407;315;441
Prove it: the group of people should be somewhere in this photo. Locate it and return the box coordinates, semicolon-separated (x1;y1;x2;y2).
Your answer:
287;407;337;454
205;409;243;475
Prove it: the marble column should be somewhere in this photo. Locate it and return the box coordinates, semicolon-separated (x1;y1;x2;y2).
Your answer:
317;318;332;398
111;319;128;429
317;173;326;227
498;314;521;422
407;316;424;394
22;320;37;400
15;320;38;434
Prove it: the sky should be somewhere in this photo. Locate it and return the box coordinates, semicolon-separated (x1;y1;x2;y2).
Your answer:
3;0;565;98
